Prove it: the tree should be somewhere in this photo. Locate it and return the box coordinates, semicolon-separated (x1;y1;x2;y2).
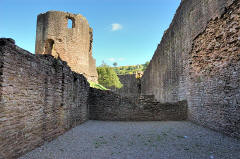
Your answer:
97;65;123;89
113;62;118;67
143;61;150;71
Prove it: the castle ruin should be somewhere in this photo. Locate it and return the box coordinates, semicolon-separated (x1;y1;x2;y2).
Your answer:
35;11;98;83
0;0;240;158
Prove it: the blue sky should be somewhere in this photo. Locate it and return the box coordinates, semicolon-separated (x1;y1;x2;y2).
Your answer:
0;0;180;66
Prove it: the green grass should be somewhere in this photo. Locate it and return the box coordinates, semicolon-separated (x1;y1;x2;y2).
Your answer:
89;81;108;90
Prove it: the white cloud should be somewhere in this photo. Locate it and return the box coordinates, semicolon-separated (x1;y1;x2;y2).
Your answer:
107;57;125;62
111;23;123;31
118;58;125;61
108;58;116;62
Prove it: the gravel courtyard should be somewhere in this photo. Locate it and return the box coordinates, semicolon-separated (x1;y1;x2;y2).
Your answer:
20;121;240;159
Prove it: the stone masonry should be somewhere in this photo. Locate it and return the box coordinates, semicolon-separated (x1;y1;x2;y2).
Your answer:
141;0;240;138
0;39;89;159
35;11;98;83
188;0;240;138
1;0;240;158
112;74;141;98
88;88;187;121
0;39;188;159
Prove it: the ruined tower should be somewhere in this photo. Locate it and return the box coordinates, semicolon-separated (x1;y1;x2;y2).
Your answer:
35;11;98;82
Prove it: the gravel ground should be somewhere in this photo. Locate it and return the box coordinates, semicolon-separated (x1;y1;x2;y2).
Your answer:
20;121;240;159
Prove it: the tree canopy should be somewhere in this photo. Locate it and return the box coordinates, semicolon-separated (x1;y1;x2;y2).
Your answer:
97;65;123;89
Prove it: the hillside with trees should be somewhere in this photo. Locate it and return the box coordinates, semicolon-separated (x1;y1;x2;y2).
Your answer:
112;61;149;75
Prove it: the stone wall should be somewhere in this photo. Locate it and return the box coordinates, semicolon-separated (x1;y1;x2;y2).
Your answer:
0;38;188;159
1;1;240;158
112;74;140;98
0;38;89;159
188;1;240;138
89;88;187;121
88;56;98;82
141;0;240;138
142;0;236;103
35;11;98;83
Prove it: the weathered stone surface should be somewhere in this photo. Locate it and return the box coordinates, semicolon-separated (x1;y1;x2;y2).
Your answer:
35;11;98;83
188;0;240;138
141;0;240;138
142;0;235;103
89;88;187;121
112;74;141;98
0;39;89;159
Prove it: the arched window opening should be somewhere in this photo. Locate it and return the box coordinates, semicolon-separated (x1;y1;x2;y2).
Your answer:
68;19;73;28
44;39;54;55
67;17;75;28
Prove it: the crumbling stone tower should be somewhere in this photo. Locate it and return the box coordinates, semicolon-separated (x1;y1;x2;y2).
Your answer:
35;11;98;82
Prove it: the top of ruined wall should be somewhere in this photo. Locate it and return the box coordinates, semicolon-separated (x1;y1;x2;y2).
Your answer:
35;11;98;83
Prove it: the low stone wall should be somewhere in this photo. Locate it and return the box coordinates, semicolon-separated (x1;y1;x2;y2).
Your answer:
88;88;187;121
0;39;89;159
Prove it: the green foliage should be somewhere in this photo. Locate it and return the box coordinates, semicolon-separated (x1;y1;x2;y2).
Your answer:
112;61;150;75
97;65;123;89
89;81;108;90
143;61;150;71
